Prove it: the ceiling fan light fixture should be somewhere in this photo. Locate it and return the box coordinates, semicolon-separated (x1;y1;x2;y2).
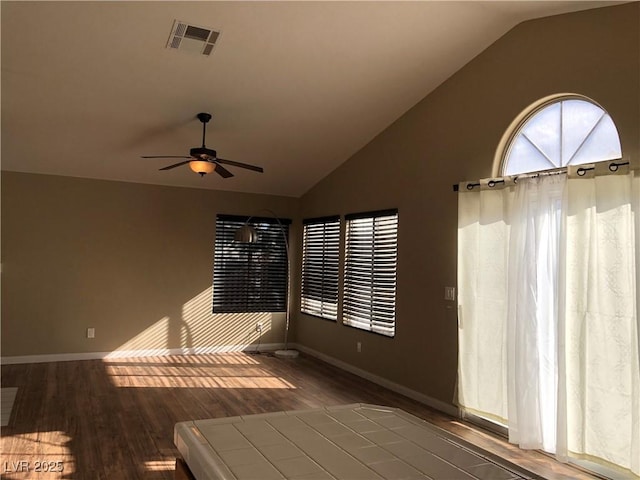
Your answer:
189;160;216;176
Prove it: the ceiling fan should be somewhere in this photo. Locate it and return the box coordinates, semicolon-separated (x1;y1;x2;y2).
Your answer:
141;113;264;178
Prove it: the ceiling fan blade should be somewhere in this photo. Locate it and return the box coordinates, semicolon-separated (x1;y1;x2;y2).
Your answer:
159;160;191;170
142;155;192;159
214;163;234;178
215;158;264;173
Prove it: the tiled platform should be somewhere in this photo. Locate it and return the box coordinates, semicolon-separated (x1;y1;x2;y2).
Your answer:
174;404;538;480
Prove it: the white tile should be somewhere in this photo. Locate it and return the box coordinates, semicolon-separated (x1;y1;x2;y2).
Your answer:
197;425;252;452
376;415;415;429
344;419;382;434
312;422;352;438
349;446;396;465
326;403;363;412
431;446;487;468
405;452;475;479
298;412;337;426
368;459;424;480
304;443;350;465
395;427;450;453
241;411;286;421
195;422;238;437
259;443;304;461
330;433;374;451
324;457;382;480
290;471;336;480
231;461;284;480
464;462;523;480
268;415;307;431
327;409;366;423
235;420;273;435
234;421;286;447
218;448;265;467
281;426;323;445
273;456;322;477
362;429;404;445
383;441;429;461
357;406;397;420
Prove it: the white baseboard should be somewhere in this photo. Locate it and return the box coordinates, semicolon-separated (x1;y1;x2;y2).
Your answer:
291;343;460;418
0;343;284;365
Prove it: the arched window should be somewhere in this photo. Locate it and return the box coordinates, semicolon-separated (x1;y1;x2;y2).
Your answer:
501;96;621;175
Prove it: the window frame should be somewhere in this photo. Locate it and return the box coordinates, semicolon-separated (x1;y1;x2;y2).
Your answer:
497;94;622;176
343;209;398;338
300;215;341;321
213;214;291;314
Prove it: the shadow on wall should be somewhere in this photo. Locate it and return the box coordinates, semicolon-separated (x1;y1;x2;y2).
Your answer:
107;287;282;357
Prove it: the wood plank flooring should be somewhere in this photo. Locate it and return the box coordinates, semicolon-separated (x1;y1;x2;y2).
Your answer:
0;352;602;480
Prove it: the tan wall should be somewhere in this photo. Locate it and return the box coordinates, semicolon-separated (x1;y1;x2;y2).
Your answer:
294;4;640;406
1;172;299;357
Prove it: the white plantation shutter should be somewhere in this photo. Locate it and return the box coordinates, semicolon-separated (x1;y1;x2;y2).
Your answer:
301;216;340;320
343;209;398;337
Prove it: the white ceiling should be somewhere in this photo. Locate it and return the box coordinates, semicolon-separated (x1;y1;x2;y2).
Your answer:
1;1;620;197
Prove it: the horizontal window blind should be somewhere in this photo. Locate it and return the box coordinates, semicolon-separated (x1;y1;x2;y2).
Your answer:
213;214;291;313
343;209;398;337
301;216;340;320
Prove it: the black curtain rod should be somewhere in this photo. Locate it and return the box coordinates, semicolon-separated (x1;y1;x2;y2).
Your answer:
452;161;629;192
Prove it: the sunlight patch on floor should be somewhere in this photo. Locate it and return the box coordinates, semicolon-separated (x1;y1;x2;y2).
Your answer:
103;353;296;389
0;431;74;479
107;371;295;389
144;459;176;472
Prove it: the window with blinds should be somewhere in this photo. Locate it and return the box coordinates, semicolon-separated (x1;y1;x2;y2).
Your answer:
213;214;291;313
301;216;340;320
343;209;398;337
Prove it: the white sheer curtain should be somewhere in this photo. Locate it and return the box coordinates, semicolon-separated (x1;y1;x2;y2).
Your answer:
558;164;639;474
457;183;511;424
457;162;640;477
506;174;564;452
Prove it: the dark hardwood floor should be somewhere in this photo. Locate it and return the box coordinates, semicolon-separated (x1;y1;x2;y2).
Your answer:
1;352;602;480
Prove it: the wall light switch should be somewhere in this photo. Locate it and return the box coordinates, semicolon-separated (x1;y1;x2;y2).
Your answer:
444;286;456;301
87;327;95;339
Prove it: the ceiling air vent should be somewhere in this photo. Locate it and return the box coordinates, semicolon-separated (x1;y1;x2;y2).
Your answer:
167;20;220;56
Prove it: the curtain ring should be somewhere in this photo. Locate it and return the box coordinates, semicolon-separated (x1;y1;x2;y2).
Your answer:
488;180;496;188
466;183;475;191
577;168;587;176
609;162;619;172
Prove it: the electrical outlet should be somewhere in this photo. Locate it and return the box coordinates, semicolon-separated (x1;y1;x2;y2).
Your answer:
87;327;95;339
444;286;456;301
357;341;362;353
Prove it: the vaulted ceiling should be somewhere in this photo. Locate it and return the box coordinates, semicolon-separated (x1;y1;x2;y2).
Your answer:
1;1;619;197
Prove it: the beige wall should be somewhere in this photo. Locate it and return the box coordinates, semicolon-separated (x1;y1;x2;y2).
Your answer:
294;3;640;406
1;172;298;357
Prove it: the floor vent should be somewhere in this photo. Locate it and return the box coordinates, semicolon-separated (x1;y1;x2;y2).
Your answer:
167;20;220;56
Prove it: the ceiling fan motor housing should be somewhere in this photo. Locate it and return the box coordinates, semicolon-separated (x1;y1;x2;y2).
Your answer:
190;146;217;160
